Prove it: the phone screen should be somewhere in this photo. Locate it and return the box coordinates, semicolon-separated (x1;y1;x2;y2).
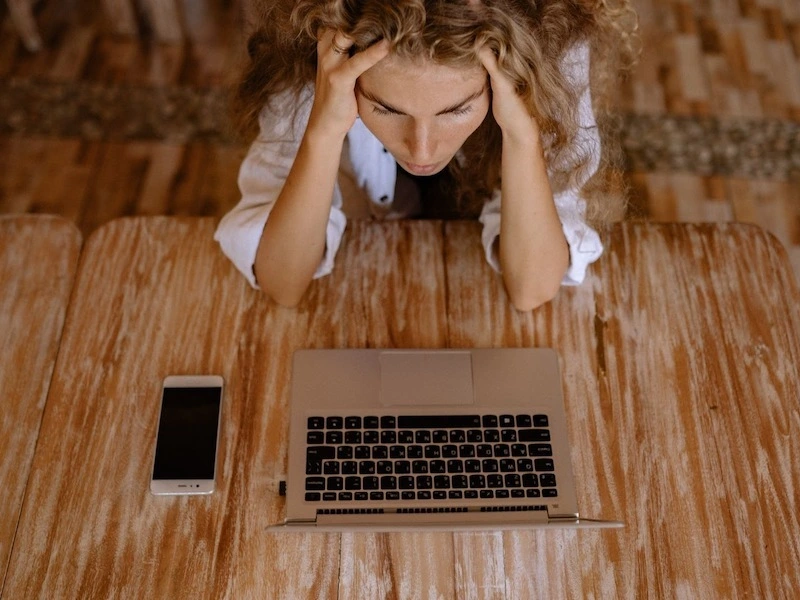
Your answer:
152;386;222;481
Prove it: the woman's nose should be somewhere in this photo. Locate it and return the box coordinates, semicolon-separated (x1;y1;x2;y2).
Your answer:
404;122;436;163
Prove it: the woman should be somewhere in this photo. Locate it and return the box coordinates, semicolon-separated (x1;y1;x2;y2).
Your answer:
216;0;639;309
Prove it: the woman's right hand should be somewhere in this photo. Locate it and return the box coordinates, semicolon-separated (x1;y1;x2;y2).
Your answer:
307;29;390;139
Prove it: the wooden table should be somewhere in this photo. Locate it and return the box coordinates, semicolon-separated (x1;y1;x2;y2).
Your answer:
3;217;799;598
0;215;81;590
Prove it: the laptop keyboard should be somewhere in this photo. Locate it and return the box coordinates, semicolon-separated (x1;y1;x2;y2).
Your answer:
303;413;558;503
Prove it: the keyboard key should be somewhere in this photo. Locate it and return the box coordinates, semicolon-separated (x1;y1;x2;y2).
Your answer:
307;431;324;444
449;430;466;443
467;429;483;442
477;445;493;457
495;490;510;499
337;446;353;459
505;474;521;488
355;446;370;459
307;446;336;461
395;461;411;474
386;491;400;501
399;415;481;428
424;445;440;458
307;417;325;429
364;416;379;429
516;415;532;428
529;444;552;456
494;444;511;457
326;431;343;445
306;461;322;475
452;475;469;489
342;461;358;474
543;489;558;498
511;444;527;457
416;476;433;489
500;459;516;472
345;431;362;444
522;474;539;488
533;415;549;428
449;491;463;499
433;430;449;443
372;446;389;459
323;461;340;475
326;417;343;429
363;477;379;490
345;476;361;490
465;490;479;499
345;416;361;429
540;474;557;487
377;461;393;474
370;492;384;501
399;476;415;489
465;460;482;472
407;445;423;458
442;445;458;458
526;489;541;498
487;474;504;488
412;461;429;474
500;415;515;427
323;492;337;501
359;461;375;474
364;431;380;444
501;429;517;442
381;416;396;429
519;429;550;442
327;477;343;491
390;445;406;459
418;491;431;500
355;492;368;501
434;475;450;489
482;415;498;428
485;429;500;442
447;460;464;473
511;489;525;498
430;460;446;474
305;492;321;502
339;492;353;501
469;474;486;488
380;476;397;490
398;430;414;443
415;431;432;444
534;458;555;472
480;489;494;499
305;477;325;491
433;491;447;500
402;491;415;500
517;459;533;472
459;444;475;458
381;430;397;444
482;459;499;472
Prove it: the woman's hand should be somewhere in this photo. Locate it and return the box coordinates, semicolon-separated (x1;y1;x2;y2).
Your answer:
478;47;539;144
308;30;390;139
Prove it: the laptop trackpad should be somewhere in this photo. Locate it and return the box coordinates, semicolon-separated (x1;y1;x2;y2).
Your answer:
379;351;474;406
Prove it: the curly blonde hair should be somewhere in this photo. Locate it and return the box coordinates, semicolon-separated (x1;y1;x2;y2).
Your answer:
235;0;639;226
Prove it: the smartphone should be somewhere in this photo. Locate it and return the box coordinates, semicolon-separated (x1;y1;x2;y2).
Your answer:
150;375;224;495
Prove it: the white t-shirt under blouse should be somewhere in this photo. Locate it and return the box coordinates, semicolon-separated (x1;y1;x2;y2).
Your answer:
215;42;603;290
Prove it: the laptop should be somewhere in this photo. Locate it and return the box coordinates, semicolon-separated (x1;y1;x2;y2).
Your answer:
271;348;622;531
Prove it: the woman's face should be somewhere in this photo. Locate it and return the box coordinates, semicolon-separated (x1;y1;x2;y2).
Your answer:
356;54;490;176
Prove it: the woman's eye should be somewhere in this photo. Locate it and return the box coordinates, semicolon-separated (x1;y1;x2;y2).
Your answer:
372;105;393;116
449;105;473;117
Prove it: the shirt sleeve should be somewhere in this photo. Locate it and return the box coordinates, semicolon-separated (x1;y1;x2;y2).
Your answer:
213;89;347;289
478;41;603;286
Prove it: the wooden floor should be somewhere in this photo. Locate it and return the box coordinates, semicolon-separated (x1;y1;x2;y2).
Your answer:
1;0;799;281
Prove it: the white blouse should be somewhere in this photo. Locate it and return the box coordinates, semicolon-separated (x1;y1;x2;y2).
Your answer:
215;42;603;289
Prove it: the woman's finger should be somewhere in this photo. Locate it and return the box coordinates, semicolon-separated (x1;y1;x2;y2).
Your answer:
342;39;391;77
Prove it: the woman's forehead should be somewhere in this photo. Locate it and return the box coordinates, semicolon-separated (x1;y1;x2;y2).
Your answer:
359;54;485;96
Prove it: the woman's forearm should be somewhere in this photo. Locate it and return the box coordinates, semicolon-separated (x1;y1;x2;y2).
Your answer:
498;131;569;311
254;128;345;306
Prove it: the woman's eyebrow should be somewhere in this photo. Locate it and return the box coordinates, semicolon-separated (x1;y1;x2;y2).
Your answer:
357;85;487;115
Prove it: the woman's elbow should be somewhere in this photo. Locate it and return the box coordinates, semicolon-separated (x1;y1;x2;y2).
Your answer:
504;273;563;312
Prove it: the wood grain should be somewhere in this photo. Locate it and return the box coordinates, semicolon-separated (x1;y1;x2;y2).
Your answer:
0;215;81;592
2;218;799;599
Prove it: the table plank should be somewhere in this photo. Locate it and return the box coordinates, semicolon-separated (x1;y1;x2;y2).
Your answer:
444;220;800;598
0;215;81;591
1;218;457;599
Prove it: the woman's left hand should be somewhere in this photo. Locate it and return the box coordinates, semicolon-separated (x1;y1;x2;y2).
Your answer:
478;47;539;143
